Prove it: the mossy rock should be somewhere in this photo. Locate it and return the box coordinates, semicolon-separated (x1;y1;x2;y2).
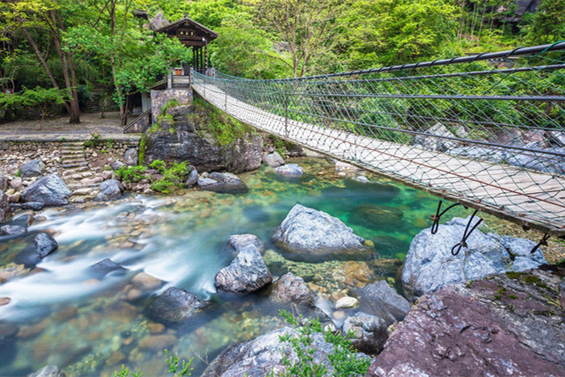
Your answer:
349;204;404;228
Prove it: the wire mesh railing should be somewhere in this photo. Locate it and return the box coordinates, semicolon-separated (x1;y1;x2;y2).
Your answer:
192;42;565;236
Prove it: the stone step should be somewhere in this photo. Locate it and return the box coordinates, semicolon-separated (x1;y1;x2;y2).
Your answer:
62;158;86;164
62;162;88;168
76;166;90;172
73;188;94;195
61;146;84;150
61;151;84;156
67;183;100;190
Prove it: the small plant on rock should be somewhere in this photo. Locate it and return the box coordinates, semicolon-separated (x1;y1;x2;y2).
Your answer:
114;165;148;183
149;160;189;194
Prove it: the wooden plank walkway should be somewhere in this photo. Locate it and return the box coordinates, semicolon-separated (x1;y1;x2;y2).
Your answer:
193;82;565;237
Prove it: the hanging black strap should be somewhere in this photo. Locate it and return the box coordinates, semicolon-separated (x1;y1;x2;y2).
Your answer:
451;210;483;256
530;234;550;254
430;200;462;235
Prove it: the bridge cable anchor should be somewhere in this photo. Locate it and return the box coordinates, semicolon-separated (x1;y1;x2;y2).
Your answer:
530;233;550;254
451;209;483;257
430;200;462;235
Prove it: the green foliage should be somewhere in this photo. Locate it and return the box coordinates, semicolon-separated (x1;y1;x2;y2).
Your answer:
113;365;143;377
276;310;370;377
84;132;102;148
165;349;193;377
114;165;148;184
150;160;189;194
192;97;253;146
0;87;68;121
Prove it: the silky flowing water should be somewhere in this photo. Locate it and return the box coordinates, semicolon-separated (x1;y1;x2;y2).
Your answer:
0;158;442;377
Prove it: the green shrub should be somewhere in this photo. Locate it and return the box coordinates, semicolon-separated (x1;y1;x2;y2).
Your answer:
113;349;192;377
114;165;148;183
276;310;370;377
150;161;189;194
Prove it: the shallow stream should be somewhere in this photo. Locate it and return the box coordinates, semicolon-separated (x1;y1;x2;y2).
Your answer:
0;158;442;377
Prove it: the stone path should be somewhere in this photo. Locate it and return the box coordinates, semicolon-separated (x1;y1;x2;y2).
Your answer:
60;142;102;203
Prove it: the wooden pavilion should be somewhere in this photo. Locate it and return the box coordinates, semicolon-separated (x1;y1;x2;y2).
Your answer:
155;16;219;73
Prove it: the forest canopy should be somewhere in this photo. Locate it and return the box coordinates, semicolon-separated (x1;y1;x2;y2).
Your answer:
1;0;564;123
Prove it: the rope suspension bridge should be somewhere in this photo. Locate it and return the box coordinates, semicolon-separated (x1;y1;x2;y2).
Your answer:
191;42;565;241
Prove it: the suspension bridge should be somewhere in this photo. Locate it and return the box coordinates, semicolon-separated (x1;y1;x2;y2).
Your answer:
191;42;565;240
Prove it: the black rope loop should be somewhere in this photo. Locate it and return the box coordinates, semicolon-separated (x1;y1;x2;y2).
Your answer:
530;233;550;254
430;200;462;235
451;209;483;257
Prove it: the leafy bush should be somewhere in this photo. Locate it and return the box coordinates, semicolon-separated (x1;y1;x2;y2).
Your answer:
114;165;148;183
150;160;189;194
113;349;192;377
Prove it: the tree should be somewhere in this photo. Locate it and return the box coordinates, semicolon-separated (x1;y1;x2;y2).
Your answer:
1;0;82;123
524;0;565;45
244;0;343;77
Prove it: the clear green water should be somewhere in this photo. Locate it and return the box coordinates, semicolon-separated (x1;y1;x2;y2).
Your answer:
0;158;441;377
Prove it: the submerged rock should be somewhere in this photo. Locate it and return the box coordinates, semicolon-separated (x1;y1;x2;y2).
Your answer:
0;190;13;223
22;174;72;206
146;287;207;325
0;225;25;237
349;204;403;228
198;172;248;194
94;179;124;201
270;272;314;306
19;159;45;178
272;204;369;262
87;258;127;278
401;216;547;298
368;271;565;377
273;164;304;177
215;245;272;294
202;326;370;377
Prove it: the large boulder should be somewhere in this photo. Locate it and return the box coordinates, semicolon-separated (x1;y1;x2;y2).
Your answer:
0;191;12;223
215;245;272;294
22;174;72;206
272;204;369;262
198;172;248;194
368;271;565;377
401;216;547;298
414;123;459;152
343;312;388;354
202;326;371;377
227;234;265;256
143;107;263;174
146;287;207;325
270;272;314;306
94;179;124;201
358;280;410;324
19;159;45;178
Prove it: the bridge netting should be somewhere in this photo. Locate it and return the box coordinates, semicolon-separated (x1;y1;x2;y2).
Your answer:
192;42;565;237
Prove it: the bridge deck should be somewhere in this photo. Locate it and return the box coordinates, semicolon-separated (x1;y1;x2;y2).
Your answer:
193;83;565;237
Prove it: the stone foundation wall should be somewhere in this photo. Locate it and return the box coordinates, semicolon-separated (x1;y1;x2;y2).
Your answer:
151;89;193;124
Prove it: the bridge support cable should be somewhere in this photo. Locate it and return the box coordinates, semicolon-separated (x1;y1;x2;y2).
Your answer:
193;42;565;238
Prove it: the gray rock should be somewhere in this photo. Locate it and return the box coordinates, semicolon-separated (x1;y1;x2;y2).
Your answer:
264;151;285;168
343;312;388;354
185;166;198;187
0;225;26;236
146;287;207;325
202;326;370;377
14;232;58;267
359;280;410;323
22;174;72;206
0;191;12;223
550;130;565;146
19;159;45;178
10;177;23;191
0;175;7;191
111;160;126;170
270;272;314;306
414;123;459;152
94;179;124;201
28;365;65;377
198;172;248;194
87;258;126;279
147;11;169;31
215;245;272;294
368;271;565;377
124;148;138;166
272;204;369;262
273;164;304;177
560;278;565;308
20;202;44;211
401;216;547;297
228;234;265;256
447;146;505;164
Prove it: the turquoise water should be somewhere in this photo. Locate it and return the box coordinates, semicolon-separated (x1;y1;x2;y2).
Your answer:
0;158;440;377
